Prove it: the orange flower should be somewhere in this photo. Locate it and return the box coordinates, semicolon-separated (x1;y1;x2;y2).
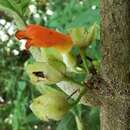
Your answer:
15;24;73;52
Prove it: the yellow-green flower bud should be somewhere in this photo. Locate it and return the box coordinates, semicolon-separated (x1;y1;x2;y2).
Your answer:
26;60;66;85
62;52;76;71
29;47;76;71
69;27;85;45
69;23;97;48
40;48;63;62
84;23;97;46
30;91;70;121
29;47;63;62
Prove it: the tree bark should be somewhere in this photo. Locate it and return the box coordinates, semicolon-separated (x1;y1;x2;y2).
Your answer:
100;0;130;130
100;97;129;130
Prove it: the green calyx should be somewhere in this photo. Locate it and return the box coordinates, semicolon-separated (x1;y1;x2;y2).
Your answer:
26;60;66;85
30;90;70;121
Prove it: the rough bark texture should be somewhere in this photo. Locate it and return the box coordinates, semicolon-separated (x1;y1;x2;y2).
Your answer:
100;0;130;130
100;97;129;130
100;0;130;95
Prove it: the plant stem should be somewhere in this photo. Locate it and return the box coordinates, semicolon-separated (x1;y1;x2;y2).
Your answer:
70;87;86;107
79;49;89;73
75;115;84;130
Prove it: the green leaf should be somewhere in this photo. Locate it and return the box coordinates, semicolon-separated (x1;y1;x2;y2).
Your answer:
56;112;77;130
0;0;30;28
81;106;100;130
3;0;30;15
19;0;30;13
35;84;62;94
0;0;13;9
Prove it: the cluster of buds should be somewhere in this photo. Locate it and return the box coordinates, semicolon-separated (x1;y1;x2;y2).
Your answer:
16;23;98;121
25;59;71;121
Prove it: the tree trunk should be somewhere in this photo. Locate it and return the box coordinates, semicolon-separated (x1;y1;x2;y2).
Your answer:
100;97;129;130
100;0;130;130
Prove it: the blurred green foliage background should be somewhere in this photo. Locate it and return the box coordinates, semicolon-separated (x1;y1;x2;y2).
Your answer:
0;0;100;130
